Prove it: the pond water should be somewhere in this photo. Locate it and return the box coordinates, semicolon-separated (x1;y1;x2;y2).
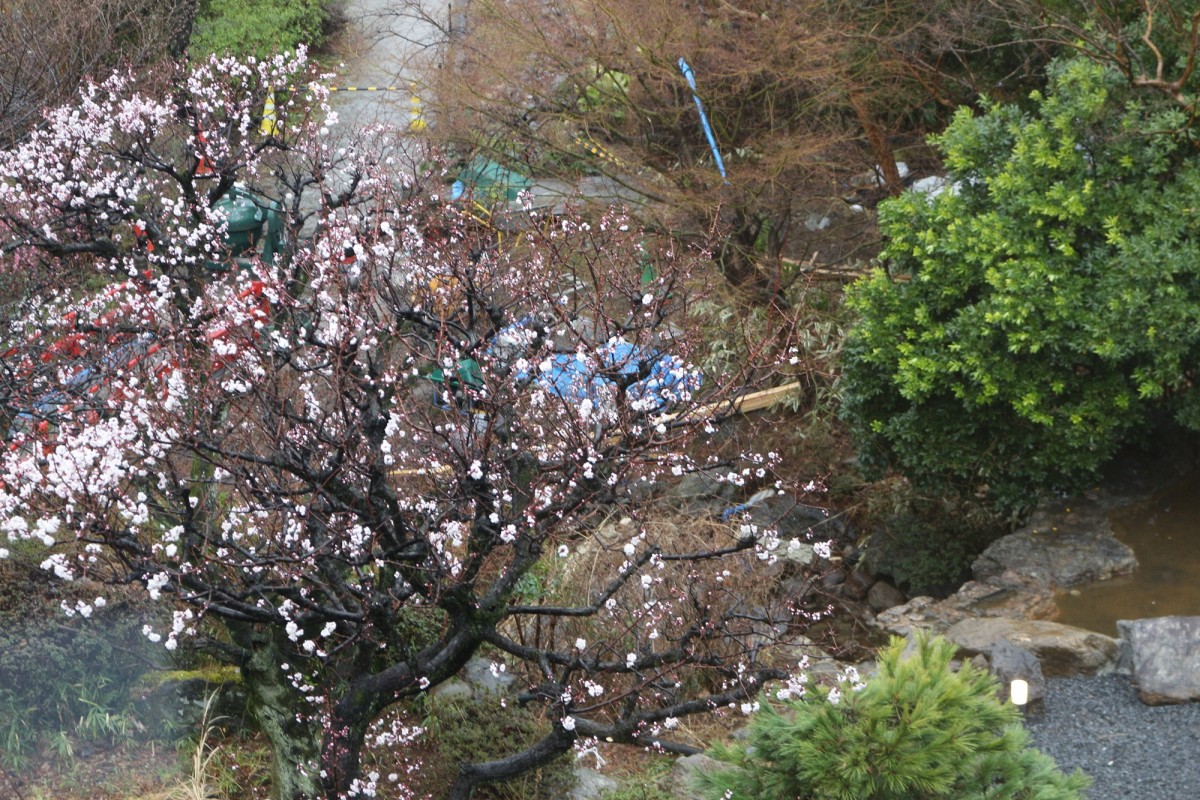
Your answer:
1055;472;1200;636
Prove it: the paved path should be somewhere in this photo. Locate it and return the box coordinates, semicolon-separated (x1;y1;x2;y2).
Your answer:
329;0;443;132
325;1;656;215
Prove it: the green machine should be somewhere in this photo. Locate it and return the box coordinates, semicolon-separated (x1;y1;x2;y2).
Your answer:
427;358;484;409
449;156;531;204
210;185;284;270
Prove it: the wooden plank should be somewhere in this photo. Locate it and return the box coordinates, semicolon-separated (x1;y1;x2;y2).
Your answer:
720;381;800;414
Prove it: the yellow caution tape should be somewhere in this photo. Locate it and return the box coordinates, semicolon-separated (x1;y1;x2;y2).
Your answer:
409;93;426;132
573;135;629;170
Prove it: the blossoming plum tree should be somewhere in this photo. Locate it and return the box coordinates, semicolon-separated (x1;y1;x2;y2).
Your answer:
0;52;817;799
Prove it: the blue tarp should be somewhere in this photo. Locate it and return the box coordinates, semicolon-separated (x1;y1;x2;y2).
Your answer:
520;339;700;411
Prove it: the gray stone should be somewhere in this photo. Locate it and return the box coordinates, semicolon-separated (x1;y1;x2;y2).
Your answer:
463;656;517;695
839;568;874;602
755;534;815;566
950;574;1059;620
430;678;474;702
781;539;815;564
671;753;729;800
748;494;847;542
570;766;619;800
946;617;1119;677
775;635;836;667
820;567;847;589
778;573;818;602
806;658;846;683
1118;616;1200;705
988;640;1046;711
972;503;1136;588
867;580;906;613
875;595;970;638
873;572;1060;640
666;470;739;512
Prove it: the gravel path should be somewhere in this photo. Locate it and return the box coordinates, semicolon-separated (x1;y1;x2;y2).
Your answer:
1025;675;1200;799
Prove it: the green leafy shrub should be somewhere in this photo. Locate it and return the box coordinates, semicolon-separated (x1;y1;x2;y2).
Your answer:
192;0;338;59
0;557;169;768
699;634;1089;800
841;54;1200;511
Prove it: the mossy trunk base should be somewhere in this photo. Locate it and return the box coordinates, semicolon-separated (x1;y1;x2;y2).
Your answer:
240;631;323;800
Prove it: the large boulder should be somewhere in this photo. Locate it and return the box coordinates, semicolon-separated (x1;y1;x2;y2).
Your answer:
874;572;1057;639
570;767;619;800
463;655;517;695
945;617;1120;677
1117;616;1200;705
664;470;739;514
746;493;848;542
875;595;970;638
671;753;729;800
867;579;906;613
972;501;1136;588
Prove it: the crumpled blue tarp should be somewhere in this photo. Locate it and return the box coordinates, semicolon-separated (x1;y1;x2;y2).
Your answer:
519;338;701;412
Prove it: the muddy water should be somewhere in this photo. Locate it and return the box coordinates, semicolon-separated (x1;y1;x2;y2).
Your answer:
1055;472;1200;636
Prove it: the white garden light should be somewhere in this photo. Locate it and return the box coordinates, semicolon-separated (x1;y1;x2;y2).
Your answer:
1010;679;1029;707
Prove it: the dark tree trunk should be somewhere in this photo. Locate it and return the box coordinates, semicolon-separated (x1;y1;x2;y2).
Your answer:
320;706;373;799
715;209;777;301
169;0;198;59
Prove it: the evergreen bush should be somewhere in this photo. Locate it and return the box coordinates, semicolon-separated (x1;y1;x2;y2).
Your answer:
192;0;337;59
699;634;1089;800
842;55;1200;511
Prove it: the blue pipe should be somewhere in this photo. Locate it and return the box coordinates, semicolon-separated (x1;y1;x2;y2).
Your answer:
678;57;728;184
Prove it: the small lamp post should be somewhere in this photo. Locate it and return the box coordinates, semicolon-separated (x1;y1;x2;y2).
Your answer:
1010;679;1029;715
